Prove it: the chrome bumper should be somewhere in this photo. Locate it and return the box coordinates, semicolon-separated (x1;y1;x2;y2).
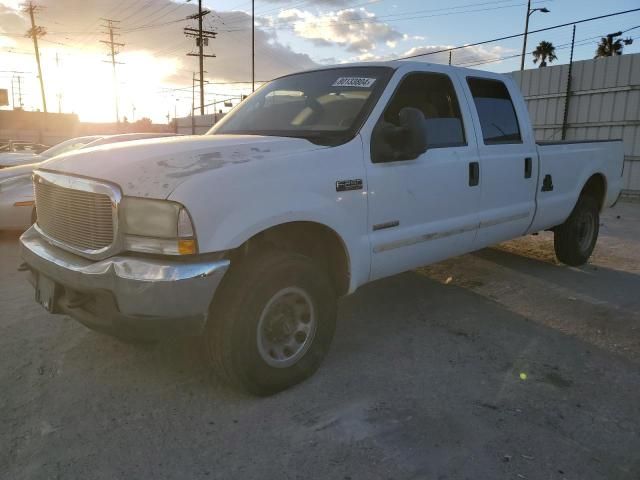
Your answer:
19;226;230;337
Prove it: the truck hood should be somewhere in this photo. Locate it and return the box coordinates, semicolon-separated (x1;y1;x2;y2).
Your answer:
39;134;327;198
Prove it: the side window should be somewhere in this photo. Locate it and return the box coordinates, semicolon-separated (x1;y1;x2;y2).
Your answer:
467;78;522;145
381;72;466;149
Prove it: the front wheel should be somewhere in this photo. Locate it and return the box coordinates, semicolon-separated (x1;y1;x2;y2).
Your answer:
205;250;337;395
554;195;600;266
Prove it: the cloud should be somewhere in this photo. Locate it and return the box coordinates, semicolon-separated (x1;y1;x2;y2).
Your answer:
276;7;403;53
0;0;318;85
256;0;353;5
0;0;319;120
0;3;28;39
351;44;511;67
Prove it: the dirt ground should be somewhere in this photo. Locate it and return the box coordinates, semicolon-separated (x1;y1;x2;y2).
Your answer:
1;202;639;480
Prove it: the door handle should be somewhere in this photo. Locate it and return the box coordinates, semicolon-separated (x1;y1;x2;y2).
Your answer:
469;161;479;186
524;157;532;178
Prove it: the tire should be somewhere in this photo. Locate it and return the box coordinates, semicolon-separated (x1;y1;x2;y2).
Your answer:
205;250;337;395
554;195;600;266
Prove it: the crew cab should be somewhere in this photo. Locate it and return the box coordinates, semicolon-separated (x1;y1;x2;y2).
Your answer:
19;61;624;395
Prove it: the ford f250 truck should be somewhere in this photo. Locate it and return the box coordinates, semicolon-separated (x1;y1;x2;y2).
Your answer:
19;62;624;395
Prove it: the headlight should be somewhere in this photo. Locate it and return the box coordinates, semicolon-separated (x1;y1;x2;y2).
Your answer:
121;197;197;255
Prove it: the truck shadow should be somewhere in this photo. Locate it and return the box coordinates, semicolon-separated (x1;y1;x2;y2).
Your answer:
120;242;640;393
475;246;640;313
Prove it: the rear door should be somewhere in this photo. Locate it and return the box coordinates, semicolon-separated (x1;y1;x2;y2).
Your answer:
463;76;538;247
363;67;482;281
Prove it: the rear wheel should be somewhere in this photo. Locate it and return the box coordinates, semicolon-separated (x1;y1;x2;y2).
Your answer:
205;249;337;395
554;195;599;266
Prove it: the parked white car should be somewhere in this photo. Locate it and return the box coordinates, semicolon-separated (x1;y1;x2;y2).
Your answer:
1;133;180;230
20;62;624;394
0;163;39;229
0;136;101;169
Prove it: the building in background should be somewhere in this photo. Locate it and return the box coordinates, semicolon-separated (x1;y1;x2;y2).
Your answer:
0;109;171;147
0;110;79;146
175;111;225;135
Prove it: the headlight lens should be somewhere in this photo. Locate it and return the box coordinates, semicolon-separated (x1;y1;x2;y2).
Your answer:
121;197;197;255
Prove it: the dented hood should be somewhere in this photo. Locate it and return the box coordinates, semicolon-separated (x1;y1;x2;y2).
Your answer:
39;134;324;198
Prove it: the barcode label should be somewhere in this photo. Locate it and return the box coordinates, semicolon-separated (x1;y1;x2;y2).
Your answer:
332;77;376;88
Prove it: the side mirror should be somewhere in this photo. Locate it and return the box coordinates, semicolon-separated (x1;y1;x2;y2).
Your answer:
372;107;428;163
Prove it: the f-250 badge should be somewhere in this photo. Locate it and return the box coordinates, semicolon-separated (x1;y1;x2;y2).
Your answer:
336;179;363;192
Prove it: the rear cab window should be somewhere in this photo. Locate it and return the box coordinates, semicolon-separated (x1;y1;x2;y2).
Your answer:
467;77;522;145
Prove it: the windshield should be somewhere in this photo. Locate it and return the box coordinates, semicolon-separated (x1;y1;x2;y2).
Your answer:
40;136;101;159
209;67;394;145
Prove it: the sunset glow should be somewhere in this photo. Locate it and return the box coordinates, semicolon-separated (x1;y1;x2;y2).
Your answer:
1;0;638;124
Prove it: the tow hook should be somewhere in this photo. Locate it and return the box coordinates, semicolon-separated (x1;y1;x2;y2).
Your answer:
66;292;91;309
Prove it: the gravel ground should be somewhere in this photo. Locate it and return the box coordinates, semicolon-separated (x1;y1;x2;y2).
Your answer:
1;202;639;480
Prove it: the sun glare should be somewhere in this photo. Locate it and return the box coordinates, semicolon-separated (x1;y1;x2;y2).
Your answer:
39;49;182;123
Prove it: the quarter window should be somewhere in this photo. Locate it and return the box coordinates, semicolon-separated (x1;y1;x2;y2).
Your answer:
467;78;522;145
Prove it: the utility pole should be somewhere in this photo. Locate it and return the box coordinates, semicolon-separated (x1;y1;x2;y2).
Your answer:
520;1;550;70
10;76;15;108
55;52;62;113
252;0;255;92
561;25;576;140
17;75;23;108
23;2;47;112
9;73;24;109
191;71;196;134
197;0;204;114
185;1;216;115
100;18;124;125
448;50;452;65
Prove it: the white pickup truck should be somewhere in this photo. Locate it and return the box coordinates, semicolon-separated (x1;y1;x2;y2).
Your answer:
20;61;624;395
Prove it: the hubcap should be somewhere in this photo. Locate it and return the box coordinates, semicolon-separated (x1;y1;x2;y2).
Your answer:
576;210;596;252
257;287;316;368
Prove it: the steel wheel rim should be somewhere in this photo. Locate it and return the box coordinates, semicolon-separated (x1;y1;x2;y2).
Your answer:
257;286;317;368
577;210;596;252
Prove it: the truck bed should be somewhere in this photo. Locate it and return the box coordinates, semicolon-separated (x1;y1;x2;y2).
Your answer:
528;139;625;234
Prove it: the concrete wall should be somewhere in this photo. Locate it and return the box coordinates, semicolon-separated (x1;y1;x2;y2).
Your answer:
0;109;172;147
511;53;640;196
0;110;79;146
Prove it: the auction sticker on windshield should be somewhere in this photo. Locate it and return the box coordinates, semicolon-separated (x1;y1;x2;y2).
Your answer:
332;77;376;88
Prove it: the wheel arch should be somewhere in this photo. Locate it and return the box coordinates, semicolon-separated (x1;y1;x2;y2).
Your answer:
580;173;607;211
222;220;352;297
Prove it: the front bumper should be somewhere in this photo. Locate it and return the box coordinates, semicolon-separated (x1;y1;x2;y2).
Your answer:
19;226;230;339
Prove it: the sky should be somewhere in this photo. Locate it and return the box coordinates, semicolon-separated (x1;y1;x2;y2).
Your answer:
0;0;638;123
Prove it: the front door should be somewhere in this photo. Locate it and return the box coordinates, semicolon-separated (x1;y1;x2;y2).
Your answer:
364;69;482;281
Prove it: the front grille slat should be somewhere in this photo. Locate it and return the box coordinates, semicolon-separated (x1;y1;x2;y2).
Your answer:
34;179;115;252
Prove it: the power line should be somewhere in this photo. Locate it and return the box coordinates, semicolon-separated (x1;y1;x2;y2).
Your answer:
122;16;189;33
451;23;639;68
119;0;157;23
395;7;640;61
219;0;529;30
133;1;189;27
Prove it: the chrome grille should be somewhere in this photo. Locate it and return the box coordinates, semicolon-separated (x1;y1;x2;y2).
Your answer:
34;178;115;251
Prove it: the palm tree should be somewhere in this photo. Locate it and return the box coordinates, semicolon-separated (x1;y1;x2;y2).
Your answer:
532;41;557;67
595;33;633;58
